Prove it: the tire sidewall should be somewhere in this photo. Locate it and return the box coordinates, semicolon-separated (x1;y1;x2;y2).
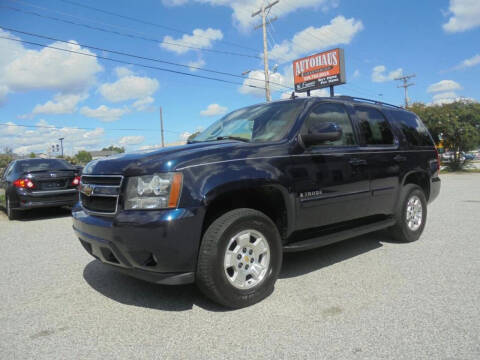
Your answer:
398;185;427;242
202;211;282;306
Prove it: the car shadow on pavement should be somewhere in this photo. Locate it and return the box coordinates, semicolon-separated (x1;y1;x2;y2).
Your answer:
82;260;224;312
82;230;392;312
13;207;72;222
280;231;387;279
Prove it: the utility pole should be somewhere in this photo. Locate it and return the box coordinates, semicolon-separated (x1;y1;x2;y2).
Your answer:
395;74;416;108
160;107;165;148
58;137;64;157
252;0;279;102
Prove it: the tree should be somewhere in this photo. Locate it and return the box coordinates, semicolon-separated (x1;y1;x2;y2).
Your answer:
102;145;125;153
29;152;36;158
0;154;13;168
187;131;201;141
75;150;92;164
409;101;480;170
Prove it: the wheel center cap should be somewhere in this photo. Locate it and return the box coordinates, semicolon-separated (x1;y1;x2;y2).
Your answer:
244;255;250;263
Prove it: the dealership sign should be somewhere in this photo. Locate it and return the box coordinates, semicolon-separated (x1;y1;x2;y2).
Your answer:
293;48;346;93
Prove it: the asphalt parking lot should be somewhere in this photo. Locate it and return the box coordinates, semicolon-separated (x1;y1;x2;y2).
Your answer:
0;174;479;359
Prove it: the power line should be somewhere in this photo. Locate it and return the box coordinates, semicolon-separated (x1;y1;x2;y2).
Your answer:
0;122;182;134
55;0;260;53
0;26;291;90
0;36;276;91
1;5;262;60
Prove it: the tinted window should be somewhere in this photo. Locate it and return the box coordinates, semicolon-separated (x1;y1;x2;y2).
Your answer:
392;110;434;147
194;101;306;143
303;103;357;146
355;106;395;145
16;159;74;173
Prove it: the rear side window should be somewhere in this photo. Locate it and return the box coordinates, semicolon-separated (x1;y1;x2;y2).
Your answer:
391;111;434;147
303;103;357;146
355;106;395;145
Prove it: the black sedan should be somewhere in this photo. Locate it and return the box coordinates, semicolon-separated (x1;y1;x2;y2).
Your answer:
0;158;80;220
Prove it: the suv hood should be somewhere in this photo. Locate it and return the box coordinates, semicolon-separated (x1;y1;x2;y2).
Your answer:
82;141;283;176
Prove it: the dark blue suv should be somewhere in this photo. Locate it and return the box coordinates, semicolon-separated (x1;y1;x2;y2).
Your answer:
72;96;441;308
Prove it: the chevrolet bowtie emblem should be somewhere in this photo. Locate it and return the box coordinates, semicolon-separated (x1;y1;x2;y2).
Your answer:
81;184;94;197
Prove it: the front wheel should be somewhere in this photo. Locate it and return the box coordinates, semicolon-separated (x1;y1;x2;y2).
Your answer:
389;184;427;242
196;208;282;309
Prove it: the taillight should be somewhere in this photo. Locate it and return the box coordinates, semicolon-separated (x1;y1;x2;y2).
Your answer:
72;176;81;186
13;178;35;189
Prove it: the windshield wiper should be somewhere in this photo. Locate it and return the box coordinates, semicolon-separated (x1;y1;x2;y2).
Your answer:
215;136;250;142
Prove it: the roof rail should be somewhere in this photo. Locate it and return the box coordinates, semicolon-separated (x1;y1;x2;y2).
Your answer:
333;96;404;110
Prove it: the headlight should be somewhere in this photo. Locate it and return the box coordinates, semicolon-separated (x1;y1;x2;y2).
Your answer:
124;173;183;210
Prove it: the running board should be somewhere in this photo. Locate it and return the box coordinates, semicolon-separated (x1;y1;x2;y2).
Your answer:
283;218;396;253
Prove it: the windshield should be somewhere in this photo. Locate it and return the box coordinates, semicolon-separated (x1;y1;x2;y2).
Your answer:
16;159;75;173
193;101;305;143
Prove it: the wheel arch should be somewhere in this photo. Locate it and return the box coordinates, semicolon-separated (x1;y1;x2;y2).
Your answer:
202;181;295;243
401;170;430;201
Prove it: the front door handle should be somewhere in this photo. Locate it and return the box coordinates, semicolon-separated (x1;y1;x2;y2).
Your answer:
393;155;407;162
349;158;367;166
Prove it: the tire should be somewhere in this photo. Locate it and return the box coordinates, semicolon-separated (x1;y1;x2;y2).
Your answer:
196;208;283;309
6;195;19;220
389;184;427;242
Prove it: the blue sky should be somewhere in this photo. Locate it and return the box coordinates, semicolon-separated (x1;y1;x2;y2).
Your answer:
0;0;479;155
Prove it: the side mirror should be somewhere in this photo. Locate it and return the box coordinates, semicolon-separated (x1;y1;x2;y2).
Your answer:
301;122;343;147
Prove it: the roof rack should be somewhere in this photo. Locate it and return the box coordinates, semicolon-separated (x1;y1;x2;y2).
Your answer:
333;96;404;109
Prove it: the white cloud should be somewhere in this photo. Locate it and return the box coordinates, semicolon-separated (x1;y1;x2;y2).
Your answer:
2;37;102;94
427;80;462;93
164;1;340;31
371;65;403;83
430;92;475;105
179;131;192;141
80;105;129;122
269;16;363;62
162;0;189;5
161;28;223;54
0;84;9;105
0;119;105;155
118;135;145;146
99;72;159;103
454;54;480;70
280;88;329;99
353;69;360;78
239;70;288;97
133;96;155;111
188;58;206;72
0;29;102;107
114;66;134;78
31;93;88;115
443;0;480;33
200;103;228;116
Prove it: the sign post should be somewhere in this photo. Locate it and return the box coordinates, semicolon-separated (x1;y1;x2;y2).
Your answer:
293;48;346;97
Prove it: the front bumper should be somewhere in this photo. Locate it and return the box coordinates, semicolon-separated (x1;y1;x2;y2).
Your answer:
14;188;78;210
72;205;204;285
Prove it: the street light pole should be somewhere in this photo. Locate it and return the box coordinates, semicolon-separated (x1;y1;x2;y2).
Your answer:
58;137;64;157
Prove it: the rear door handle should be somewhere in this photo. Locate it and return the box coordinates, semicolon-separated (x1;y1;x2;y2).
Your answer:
349;158;367;166
393;155;407;162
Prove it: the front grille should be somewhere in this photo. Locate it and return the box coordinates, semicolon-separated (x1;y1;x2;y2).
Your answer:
81;176;122;186
80;175;123;215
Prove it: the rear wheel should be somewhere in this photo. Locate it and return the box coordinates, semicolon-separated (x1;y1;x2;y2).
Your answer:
389;184;427;242
6;195;19;220
196;208;282;308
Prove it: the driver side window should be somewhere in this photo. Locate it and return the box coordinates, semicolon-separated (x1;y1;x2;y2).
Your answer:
303;103;357;146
